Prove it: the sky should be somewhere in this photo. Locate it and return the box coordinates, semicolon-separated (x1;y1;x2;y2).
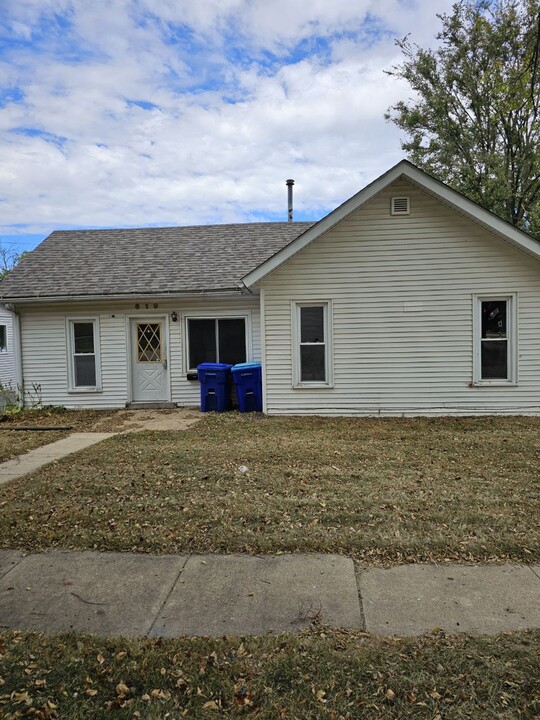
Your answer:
0;0;455;254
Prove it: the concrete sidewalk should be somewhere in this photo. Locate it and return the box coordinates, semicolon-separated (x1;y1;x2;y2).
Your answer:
0;550;538;638
0;433;116;485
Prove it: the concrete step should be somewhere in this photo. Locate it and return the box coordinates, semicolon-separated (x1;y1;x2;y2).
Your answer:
126;402;177;410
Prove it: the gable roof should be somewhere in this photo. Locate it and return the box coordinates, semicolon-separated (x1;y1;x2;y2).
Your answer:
241;160;540;287
0;222;313;301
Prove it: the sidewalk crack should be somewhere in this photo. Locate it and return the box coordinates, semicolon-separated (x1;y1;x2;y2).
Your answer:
0;551;27;581
146;554;191;637
353;561;366;631
529;566;540;581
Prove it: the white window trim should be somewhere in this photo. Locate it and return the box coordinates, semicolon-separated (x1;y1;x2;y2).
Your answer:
472;293;518;386
66;317;102;392
292;300;334;388
0;324;7;353
182;311;252;372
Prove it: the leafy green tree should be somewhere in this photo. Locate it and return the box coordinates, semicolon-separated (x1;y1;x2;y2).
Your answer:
386;0;540;236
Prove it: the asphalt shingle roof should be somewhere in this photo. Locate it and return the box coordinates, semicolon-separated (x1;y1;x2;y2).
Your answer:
0;222;314;299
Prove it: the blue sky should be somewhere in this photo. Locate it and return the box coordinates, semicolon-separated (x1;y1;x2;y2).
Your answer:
0;0;454;254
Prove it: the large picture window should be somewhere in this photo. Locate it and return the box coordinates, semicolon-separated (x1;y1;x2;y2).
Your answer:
187;317;247;369
293;301;333;387
67;319;101;390
473;295;516;384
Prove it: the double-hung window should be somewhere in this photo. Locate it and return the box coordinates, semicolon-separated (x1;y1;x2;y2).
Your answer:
187;317;247;369
293;301;333;386
0;325;7;353
473;295;517;384
67;319;101;391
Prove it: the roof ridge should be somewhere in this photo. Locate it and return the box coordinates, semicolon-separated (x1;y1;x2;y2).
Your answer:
49;220;316;235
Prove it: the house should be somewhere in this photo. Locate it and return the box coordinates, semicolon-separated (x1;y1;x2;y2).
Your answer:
2;159;540;416
0;305;17;394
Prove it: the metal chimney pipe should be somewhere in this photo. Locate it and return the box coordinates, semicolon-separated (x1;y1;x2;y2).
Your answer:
286;179;294;222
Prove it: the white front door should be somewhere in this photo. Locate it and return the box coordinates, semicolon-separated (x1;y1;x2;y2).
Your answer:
131;318;169;403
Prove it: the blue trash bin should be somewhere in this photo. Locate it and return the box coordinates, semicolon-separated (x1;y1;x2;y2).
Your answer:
197;363;232;412
231;362;262;412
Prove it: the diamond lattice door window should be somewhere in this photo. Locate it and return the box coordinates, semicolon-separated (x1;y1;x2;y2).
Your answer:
137;323;162;362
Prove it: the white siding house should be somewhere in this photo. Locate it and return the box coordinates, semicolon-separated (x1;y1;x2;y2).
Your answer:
253;178;540;415
16;296;260;409
0;305;16;393
3;161;540;415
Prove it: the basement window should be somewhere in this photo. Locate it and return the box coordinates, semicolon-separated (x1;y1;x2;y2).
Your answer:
473;295;517;385
67;318;101;391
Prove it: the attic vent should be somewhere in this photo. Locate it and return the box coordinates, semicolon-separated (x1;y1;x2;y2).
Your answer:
391;196;410;215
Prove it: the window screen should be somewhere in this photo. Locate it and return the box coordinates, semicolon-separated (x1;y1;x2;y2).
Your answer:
480;300;508;379
188;318;246;368
218;319;246;365
72;321;97;387
299;305;326;382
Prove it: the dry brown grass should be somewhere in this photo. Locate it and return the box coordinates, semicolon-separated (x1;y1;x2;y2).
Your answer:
0;413;538;564
0;629;538;718
0;429;68;463
0;409;135;462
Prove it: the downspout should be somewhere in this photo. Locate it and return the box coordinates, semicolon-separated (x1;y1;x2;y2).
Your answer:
239;280;267;413
6;304;24;407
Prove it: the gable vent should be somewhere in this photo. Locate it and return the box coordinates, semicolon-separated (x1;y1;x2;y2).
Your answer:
391;196;410;215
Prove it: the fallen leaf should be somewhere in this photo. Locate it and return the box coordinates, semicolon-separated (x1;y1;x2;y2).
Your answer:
203;700;220;710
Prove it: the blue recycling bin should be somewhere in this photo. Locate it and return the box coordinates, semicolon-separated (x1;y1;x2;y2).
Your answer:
197;363;232;412
231;362;263;412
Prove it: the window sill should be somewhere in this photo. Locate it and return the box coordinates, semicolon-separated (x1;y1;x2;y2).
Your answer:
470;380;517;388
293;382;334;389
67;387;103;394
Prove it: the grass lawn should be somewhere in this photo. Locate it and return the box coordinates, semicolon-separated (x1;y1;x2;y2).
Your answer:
0;429;67;463
0;414;538;563
0;629;538;719
0;408;129;463
0;407;131;433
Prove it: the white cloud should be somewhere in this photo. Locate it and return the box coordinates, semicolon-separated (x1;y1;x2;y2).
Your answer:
0;0;455;245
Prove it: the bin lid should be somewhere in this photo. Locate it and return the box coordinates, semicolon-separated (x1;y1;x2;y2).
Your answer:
231;362;261;371
197;363;233;370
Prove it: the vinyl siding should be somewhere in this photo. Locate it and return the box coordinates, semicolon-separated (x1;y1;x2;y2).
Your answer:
18;296;259;409
259;179;540;416
0;306;16;390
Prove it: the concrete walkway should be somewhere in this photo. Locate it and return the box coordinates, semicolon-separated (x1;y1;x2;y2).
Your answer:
0;550;538;638
0;433;116;485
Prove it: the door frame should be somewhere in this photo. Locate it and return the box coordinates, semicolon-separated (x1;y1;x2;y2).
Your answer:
126;314;172;404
